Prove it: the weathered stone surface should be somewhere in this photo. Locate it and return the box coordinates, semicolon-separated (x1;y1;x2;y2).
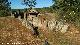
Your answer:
55;21;64;31
24;12;27;20
33;17;39;27
11;13;15;18
18;16;22;21
21;12;69;33
48;19;57;31
61;24;69;33
30;8;38;13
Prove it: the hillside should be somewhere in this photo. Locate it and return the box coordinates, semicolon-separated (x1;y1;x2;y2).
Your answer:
0;16;80;45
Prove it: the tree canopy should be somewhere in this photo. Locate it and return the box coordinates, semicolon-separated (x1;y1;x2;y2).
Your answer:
22;0;36;9
52;0;80;26
0;0;11;16
0;0;11;11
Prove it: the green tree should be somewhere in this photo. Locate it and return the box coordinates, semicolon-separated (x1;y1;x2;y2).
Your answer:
0;0;11;16
22;0;36;9
52;0;80;26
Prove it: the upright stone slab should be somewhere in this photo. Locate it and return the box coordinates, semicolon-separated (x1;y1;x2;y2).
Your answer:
24;12;27;20
28;9;39;27
11;13;14;18
18;16;22;21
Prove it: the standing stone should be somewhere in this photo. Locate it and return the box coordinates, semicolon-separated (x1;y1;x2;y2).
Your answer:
33;17;39;27
11;13;14;18
24;12;27;20
60;24;69;33
18;16;22;21
55;21;69;33
56;21;64;31
48;19;57;30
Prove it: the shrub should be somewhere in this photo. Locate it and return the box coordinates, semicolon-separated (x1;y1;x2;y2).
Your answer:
0;10;7;17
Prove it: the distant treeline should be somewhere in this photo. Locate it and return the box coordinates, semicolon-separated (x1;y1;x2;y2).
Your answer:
11;9;25;12
35;7;53;13
11;7;53;13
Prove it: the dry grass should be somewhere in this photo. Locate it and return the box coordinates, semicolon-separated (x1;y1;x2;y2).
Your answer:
0;16;80;45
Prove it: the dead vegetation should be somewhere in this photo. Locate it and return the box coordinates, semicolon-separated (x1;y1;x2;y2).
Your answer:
0;16;80;45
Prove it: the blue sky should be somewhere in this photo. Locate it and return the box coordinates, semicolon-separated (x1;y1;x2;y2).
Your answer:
9;0;53;9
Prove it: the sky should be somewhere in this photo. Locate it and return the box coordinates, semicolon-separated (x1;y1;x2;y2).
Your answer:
9;0;53;9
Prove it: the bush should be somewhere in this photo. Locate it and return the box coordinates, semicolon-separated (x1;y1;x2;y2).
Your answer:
0;10;8;17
